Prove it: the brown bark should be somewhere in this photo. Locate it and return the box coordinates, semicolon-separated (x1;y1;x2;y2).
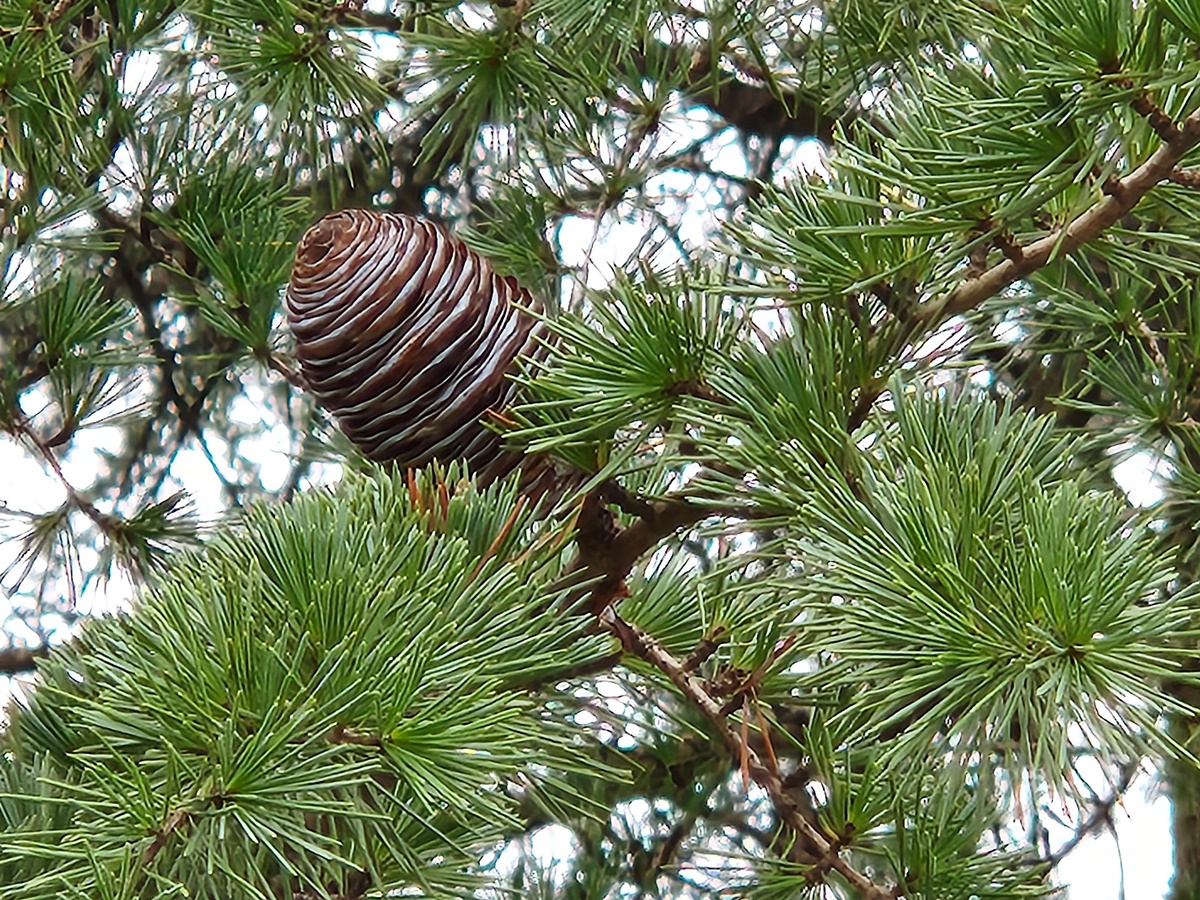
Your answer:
1170;684;1200;900
0;645;48;675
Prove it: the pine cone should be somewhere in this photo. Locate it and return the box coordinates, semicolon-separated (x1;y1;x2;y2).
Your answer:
286;209;545;484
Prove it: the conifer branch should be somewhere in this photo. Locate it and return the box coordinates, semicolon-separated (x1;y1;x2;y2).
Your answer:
1100;62;1180;143
143;808;190;865
327;724;383;747
601;608;898;900
0;644;48;675
681;43;841;143
332;10;843;145
13;413;109;531
511;651;626;691
565;489;706;614
293;874;371;900
1043;762;1138;867
268;353;307;390
917;108;1200;325
1169;166;1200;189
840;106;1200;433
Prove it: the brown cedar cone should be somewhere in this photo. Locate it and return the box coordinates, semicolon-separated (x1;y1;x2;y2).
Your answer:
286;209;547;485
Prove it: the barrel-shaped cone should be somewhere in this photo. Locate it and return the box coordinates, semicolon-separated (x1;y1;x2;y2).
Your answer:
286;209;543;484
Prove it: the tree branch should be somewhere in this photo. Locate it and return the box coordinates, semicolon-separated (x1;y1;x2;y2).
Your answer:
562;489;707;615
602;608;897;900
917;108;1200;325
1044;762;1139;867
268;352;307;390
511;650;626;691
0;644;48;675
338;5;845;146
682;48;840;143
1169;166;1200;189
12;412;111;532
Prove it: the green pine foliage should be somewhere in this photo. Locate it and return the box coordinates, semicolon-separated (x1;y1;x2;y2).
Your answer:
792;387;1198;789
2;467;601;898
4;0;1200;897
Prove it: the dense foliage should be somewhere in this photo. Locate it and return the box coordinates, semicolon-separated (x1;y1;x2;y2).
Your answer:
3;0;1200;897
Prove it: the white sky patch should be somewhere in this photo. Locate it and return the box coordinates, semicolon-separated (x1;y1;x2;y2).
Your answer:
703;128;751;179
658;9;710;43
558;214;655;291
655;100;712;155
3;247;36;296
457;3;495;30
1050;769;1172;900
0;438;64;516
993;316;1024;344
58;427;127;491
479;822;578;894
912;315;970;369
120;49;161;98
1111;447;1167;508
228;391;301;494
